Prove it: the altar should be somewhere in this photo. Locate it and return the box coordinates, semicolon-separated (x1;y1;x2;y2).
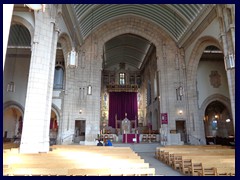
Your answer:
123;134;140;143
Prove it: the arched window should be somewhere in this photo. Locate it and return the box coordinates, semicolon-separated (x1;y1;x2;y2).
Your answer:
53;66;64;89
119;72;125;85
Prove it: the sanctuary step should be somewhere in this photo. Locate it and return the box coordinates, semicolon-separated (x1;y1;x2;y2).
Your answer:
113;142;161;153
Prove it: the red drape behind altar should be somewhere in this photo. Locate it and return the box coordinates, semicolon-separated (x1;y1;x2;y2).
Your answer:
108;92;138;128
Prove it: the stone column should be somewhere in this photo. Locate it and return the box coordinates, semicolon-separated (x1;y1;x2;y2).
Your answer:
84;56;101;145
3;4;14;70
20;8;58;153
217;5;235;133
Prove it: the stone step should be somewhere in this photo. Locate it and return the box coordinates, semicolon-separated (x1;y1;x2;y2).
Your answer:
113;142;161;153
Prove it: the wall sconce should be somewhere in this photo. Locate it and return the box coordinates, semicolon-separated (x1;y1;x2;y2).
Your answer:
179;110;183;115
226;119;230;123
79;109;82;114
87;85;92;95
214;115;218;119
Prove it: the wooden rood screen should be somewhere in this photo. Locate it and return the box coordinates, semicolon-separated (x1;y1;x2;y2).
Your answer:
4;145;155;176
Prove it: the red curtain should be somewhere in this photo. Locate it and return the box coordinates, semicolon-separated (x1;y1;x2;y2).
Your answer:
50;118;58;129
108;92;138;128
18;116;23;133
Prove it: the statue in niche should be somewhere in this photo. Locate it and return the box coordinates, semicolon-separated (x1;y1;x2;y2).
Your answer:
104;93;108;108
121;113;131;134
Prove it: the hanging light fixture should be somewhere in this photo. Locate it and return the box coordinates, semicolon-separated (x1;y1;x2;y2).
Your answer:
7;81;15;92
25;4;46;12
87;9;94;95
67;25;78;68
67;47;78;68
225;53;235;69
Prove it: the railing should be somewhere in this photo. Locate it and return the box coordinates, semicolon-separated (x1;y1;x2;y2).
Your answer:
61;134;74;143
106;84;138;92
189;134;202;144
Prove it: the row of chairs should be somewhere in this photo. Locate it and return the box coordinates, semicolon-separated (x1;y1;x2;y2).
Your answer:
142;134;157;142
100;134;114;141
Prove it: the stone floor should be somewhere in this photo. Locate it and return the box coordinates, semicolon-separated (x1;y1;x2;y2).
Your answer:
113;142;184;176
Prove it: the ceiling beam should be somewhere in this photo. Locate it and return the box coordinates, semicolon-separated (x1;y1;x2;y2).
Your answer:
64;4;83;46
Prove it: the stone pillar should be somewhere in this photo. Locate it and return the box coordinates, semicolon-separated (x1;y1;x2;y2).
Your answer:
217;5;235;133
20;8;58;153
3;4;14;70
84;57;101;145
157;43;171;144
226;69;235;132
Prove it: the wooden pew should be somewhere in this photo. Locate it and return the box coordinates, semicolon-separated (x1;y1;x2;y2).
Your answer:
155;145;232;161
173;154;234;171
188;159;234;176
3;145;154;176
4;167;68;176
155;145;235;176
68;168;155;176
4;167;155;176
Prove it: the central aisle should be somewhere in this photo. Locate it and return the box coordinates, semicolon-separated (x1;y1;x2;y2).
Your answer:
113;142;184;176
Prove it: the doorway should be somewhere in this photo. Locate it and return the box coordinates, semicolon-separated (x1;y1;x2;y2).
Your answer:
176;120;187;143
74;120;86;143
49;110;58;145
3;106;23;142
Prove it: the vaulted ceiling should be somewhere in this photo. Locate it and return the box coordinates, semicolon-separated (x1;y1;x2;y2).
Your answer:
103;34;152;69
10;4;214;70
71;4;207;42
69;4;211;70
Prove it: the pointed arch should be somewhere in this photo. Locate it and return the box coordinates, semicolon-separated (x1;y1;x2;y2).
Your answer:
199;94;231;122
3;101;24;116
12;15;34;43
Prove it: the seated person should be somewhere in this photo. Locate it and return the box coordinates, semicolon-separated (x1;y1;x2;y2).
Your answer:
97;139;103;146
104;139;112;146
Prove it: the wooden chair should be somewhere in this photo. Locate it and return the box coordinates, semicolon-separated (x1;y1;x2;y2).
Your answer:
104;135;109;141
142;134;148;142
108;134;114;141
150;134;157;142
